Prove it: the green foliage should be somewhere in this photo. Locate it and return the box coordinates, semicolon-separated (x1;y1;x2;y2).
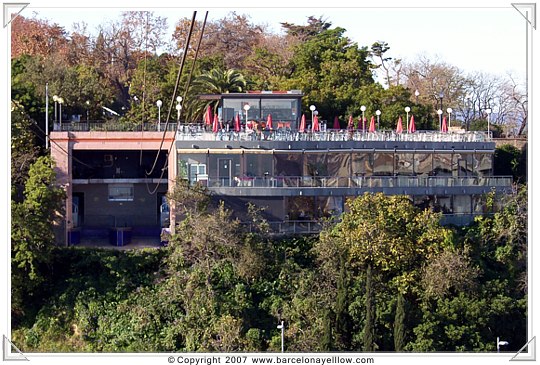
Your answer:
363;264;376;351
494;144;526;183
393;292;406;351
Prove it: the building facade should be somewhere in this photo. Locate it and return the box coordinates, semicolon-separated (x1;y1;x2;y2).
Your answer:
50;92;513;245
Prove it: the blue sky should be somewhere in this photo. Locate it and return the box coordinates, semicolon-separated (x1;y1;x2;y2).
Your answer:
23;2;527;81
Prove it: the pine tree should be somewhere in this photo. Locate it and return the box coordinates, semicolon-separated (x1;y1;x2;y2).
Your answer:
322;308;333;351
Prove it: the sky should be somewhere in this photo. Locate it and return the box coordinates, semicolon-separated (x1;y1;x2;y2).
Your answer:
20;1;528;82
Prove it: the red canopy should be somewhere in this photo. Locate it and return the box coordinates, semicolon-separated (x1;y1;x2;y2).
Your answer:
212;113;219;133
396;116;404;134
408;114;416;133
299;114;306;132
204;105;212;126
333;116;340;129
347;115;354;130
313;115;320;132
441;116;448;133
368;115;376;132
234;113;241;132
266;114;273;130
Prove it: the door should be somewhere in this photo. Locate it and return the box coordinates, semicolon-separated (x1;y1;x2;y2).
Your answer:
72;193;84;227
218;159;232;187
158;194;169;227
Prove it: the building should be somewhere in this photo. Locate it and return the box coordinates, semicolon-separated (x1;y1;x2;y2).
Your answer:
50;91;513;245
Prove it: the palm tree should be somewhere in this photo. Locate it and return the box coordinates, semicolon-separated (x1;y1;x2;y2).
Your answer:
185;68;250;122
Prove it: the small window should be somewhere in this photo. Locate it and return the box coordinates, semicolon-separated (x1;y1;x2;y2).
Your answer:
108;184;134;201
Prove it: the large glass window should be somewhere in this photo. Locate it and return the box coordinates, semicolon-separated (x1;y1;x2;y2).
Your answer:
261;99;299;123
108;184;134;201
208;154;241;187
373;152;394;176
453;152;474;177
432;153;452;176
352;152;373;176
474;152;493;176
245;153;273;177
395;153;414;175
414;153;432;176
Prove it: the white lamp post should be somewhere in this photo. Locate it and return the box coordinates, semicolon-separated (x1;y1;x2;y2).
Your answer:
497;337;509;353
405;106;411;132
176;96;182;123
58;97;64;130
277;321;284;353
53;95;58;123
447;107;453;129
437;109;443;131
86;100;90;122
156;99;163;131
375;110;381;130
243;104;250;124
309;105;316;130
486;107;492;139
360;105;367;131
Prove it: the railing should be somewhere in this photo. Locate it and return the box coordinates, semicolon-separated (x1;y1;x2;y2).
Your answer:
177;128;491;143
202;175;513;189
53;121;177;132
241;220;323;235
52;121;491;142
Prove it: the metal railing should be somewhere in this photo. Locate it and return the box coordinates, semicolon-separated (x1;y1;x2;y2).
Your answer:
202;175;513;189
53;121;177;132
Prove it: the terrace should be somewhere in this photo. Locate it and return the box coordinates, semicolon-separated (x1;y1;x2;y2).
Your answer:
53;122;491;143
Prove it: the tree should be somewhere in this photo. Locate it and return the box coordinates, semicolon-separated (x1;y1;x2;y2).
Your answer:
334;256;352;350
393;292;406;351
11;16;68;59
370;41;403;87
283;26;373;121
11;156;65;318
363;263;375;351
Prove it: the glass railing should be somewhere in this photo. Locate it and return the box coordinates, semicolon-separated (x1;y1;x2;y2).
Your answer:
202;175;513;189
175;128;491;143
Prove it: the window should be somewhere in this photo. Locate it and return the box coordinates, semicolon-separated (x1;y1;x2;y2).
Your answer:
189;164;207;183
108;184;134;201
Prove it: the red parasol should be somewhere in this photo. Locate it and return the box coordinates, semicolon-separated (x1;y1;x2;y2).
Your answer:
266;114;273;130
408;114;416;133
204;105;212;126
441;116;448;133
313;114;320;132
333;116;340;129
396;116;404;134
234;113;241;132
212;113;219;133
347;115;354;130
299;114;306;132
368;115;376;132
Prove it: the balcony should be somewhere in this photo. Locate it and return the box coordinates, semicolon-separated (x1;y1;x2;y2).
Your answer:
200;175;513;190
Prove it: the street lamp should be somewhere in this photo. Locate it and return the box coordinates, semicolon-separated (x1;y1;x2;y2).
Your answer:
437;109;443;131
414;89;420;103
243;104;250;124
405;106;411;132
375;110;381;130
86;100;90;122
360;105;366;131
486;107;492;139
176;96;182;123
438;91;444;114
497;337;509;353
309;105;316;130
58;97;64;130
446;107;453;129
53;95;58;123
277;321;284;353
156;99;162;131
